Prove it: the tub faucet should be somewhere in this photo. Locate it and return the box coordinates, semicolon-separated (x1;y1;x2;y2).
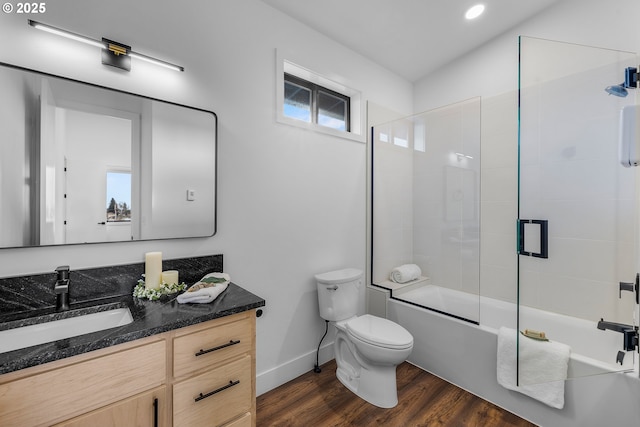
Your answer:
54;265;70;312
597;318;638;352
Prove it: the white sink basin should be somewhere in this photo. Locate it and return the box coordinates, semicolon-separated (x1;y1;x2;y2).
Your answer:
0;307;133;354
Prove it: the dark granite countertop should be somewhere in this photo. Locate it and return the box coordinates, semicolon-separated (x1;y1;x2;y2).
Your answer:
0;255;265;375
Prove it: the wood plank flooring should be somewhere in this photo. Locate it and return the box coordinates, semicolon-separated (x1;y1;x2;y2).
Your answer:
256;360;537;427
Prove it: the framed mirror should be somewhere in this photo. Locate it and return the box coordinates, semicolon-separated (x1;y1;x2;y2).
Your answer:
0;62;216;248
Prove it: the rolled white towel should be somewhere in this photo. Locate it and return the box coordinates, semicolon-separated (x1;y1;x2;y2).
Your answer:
390;264;422;284
177;272;230;304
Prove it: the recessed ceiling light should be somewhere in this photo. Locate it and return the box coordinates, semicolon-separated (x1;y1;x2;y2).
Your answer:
465;4;485;20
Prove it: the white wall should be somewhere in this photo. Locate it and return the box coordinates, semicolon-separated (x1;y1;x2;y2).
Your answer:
414;0;640;321
414;0;640;113
0;0;413;395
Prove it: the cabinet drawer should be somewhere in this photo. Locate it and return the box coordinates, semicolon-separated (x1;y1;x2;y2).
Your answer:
0;340;165;427
173;355;252;427
222;412;252;427
174;317;252;378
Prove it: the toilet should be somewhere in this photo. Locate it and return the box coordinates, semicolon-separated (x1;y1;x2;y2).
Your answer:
315;268;413;408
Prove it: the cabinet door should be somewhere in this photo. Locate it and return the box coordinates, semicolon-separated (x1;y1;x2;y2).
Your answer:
54;387;166;427
0;340;165;426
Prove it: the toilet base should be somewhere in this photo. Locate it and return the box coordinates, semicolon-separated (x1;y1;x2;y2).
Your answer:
332;317;412;409
336;362;399;408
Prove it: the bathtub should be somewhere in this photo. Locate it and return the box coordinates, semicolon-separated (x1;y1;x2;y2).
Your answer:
386;285;640;426
393;284;637;375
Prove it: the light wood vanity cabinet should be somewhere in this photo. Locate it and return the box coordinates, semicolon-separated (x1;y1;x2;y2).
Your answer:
171;311;256;427
0;310;256;427
53;386;168;427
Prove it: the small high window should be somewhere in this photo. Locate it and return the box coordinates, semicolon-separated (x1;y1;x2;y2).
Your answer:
284;73;350;132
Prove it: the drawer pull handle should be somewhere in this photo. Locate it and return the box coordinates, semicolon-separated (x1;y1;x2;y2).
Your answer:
195;380;240;402
153;398;158;427
195;339;240;357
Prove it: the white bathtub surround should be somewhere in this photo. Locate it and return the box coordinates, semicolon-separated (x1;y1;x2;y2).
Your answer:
375;276;430;295
388;290;640;426
389;264;422;284
392;283;480;323
497;327;570;409
394;284;636;373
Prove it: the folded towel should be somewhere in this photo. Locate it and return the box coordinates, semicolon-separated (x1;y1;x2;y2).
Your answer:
497;327;571;409
177;273;230;304
390;264;422;283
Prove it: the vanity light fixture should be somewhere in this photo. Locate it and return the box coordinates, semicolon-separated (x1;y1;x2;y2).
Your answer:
28;20;184;72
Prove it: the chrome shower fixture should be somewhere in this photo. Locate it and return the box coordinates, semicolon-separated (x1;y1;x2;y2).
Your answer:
605;67;638;97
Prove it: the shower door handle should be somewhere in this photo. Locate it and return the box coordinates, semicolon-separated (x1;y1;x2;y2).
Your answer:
518;219;548;259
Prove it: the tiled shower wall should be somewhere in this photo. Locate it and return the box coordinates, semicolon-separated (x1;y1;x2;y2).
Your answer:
375;80;638;324
515;38;638;323
372;98;481;296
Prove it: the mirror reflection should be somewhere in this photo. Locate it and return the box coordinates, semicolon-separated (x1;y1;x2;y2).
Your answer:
0;63;216;248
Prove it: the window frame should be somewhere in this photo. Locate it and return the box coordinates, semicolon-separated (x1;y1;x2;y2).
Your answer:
284;73;351;132
276;52;364;143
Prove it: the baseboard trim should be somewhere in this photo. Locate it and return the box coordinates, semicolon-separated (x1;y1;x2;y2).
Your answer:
257;342;334;396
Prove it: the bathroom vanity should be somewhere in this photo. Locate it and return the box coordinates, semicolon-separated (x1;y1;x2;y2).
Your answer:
0;255;265;427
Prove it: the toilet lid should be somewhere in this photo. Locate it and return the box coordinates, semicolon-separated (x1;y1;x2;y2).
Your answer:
346;314;413;350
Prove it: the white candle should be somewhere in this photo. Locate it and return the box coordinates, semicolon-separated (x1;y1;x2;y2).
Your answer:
145;252;162;290
161;270;179;287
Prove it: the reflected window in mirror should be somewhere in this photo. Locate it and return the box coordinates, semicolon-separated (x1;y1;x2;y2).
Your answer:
106;171;132;223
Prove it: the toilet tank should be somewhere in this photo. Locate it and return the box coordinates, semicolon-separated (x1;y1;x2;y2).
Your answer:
315;268;363;321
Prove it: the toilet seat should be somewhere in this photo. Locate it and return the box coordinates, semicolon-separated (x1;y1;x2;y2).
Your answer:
346;314;413;350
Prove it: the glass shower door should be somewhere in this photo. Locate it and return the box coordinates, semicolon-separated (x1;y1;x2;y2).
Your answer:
518;36;639;382
372;98;481;323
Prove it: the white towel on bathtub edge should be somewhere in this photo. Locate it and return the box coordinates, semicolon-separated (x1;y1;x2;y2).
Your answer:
390;264;422;283
497;326;571;409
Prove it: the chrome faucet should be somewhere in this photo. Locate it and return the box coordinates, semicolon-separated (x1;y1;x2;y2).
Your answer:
54;265;70;311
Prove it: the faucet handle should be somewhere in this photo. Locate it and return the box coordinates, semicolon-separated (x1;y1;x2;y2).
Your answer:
619;281;634;298
620;274;640;304
55;265;70;281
